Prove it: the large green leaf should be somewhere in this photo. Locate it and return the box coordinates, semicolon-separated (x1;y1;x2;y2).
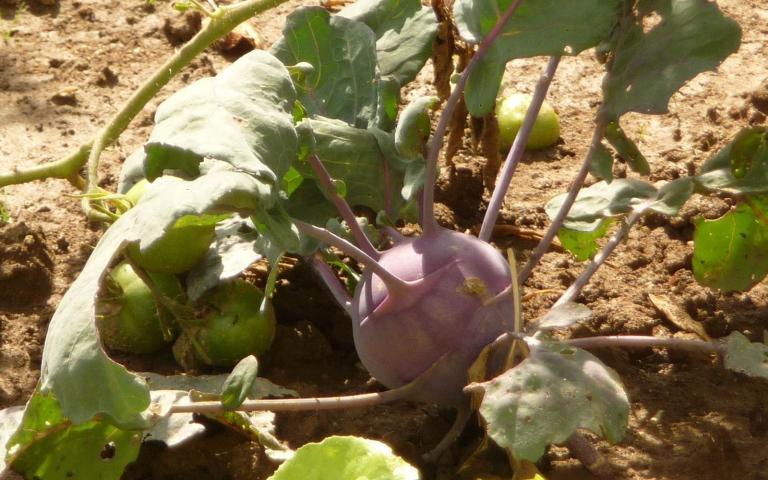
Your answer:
267;436;419;480
295;117;404;214
6;393;142;480
477;340;629;462
603;0;741;118
339;0;437;87
40;170;272;427
453;0;622;116
693;199;768;292
272;7;378;128
145;50;298;182
697;128;768;195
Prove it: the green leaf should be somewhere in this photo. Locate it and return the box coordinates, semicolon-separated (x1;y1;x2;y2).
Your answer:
221;355;260;410
272;7;378;128
603;0;741;118
0;406;24;472
558;219;612;261
604;122;649;175
267;436;420;480
453;0;622;116
339;0;437;88
697;128;768;195
40;170;272;427
724;331;768;380
395;96;438;159
693;199;768;292
589;142;614;182
545;179;657;231
143;372;298;401
534;302;593;331
6;393;141;480
477;340;629;462
646;177;694;216
296;117;404;214
186;216;264;301
145;50;298;182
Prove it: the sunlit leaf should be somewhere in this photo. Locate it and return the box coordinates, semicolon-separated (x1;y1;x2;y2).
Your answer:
145;50;298;182
557;219;612;261
41;169;273;427
267;436;420;480
454;0;622;115
476;340;629;462
693;199;768;292
697;128;768;195
603;0;741;118
6;393;141;480
272;7;378;128
339;0;437;87
545;179;657;232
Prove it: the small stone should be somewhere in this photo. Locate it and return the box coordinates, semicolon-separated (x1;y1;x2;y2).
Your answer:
50;87;78;106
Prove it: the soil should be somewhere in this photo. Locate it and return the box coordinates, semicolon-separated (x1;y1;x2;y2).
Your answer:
1;0;768;479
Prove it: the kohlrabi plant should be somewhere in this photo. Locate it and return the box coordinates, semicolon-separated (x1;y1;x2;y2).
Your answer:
1;0;767;478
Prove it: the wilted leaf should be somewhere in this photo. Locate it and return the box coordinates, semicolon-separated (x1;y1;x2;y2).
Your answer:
603;0;741;118
267;436;420;480
454;0;622;116
724;331;768;380
476;341;629;461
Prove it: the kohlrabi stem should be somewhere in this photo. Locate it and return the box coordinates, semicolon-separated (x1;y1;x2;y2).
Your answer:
308;155;380;259
565;335;725;355
294;220;411;293
169;381;415;414
479;56;561;242
494;332;724;355
0;0;288;193
310;254;353;315
554;207;645;307
421;0;524;235
518;115;608;283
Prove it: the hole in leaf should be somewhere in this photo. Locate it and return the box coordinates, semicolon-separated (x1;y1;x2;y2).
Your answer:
100;442;117;460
